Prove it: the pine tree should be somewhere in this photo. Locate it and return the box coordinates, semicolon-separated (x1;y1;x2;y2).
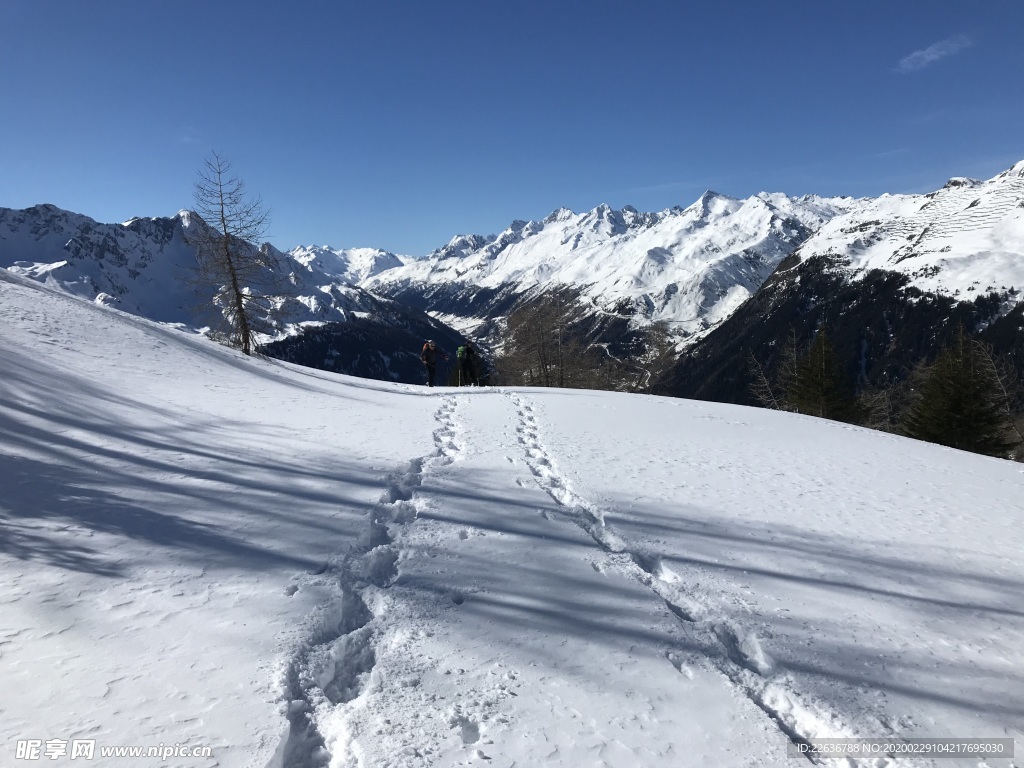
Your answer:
902;328;1019;457
785;329;858;422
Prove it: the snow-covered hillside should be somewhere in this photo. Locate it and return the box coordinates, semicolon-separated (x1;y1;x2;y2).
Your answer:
2;270;1021;768
364;193;860;339
795;160;1024;297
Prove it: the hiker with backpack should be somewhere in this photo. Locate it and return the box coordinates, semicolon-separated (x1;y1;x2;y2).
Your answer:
419;340;448;387
457;340;480;386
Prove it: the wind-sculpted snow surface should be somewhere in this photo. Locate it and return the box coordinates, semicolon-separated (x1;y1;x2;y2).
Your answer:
1;271;1023;767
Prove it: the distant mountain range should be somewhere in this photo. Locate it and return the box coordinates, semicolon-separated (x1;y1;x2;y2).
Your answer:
2;159;1022;393
363;191;858;344
0;205;461;383
788;161;1024;298
673;160;1024;404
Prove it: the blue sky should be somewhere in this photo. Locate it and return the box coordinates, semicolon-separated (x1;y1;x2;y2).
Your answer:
2;1;1023;256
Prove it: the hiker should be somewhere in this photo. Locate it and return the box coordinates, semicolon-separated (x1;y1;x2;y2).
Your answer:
457;340;480;386
419;340;448;387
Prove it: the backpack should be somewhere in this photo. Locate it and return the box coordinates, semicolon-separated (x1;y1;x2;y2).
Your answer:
456;345;466;360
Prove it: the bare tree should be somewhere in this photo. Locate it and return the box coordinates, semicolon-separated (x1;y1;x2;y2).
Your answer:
747;350;782;410
748;328;800;410
190;153;282;355
496;290;611;389
856;378;912;433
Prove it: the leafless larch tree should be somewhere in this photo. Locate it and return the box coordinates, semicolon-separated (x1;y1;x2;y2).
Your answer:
190;153;285;355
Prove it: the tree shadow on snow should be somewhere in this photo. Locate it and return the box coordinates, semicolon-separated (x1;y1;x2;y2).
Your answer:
592;498;1024;724
0;349;388;578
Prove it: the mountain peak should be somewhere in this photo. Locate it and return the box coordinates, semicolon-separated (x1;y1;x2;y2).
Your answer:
544;207;575;224
431;232;495;261
1004;159;1024;178
685;189;732;218
943;177;982;190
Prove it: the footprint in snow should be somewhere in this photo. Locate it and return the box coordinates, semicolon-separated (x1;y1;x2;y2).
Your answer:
449;715;481;745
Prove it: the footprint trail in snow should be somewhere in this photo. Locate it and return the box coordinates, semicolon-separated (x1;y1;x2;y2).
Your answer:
269;397;462;768
506;391;881;765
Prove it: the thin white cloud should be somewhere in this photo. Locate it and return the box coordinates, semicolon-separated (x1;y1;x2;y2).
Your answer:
175;126;202;145
896;35;973;73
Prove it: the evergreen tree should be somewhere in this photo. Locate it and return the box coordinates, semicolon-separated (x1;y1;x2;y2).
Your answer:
902;328;1019;457
785;329;858;421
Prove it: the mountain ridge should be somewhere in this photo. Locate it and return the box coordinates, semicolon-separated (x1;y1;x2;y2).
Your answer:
361;190;862;343
3;158;1023;393
0;205;464;383
670;160;1024;407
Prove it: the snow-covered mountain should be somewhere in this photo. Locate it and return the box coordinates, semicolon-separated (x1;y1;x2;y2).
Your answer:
363;192;860;341
3;268;1022;768
361;161;1024;388
0;205;461;383
0;204;415;331
0;204;206;325
792;159;1024;298
4;158;1023;393
673;161;1024;404
289;244;409;285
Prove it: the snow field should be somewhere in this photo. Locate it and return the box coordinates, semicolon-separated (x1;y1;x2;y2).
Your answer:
337;391;791;767
526;392;1024;766
0;273;438;766
2;271;1022;768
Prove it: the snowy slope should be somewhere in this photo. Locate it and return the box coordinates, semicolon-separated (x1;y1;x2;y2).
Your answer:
2;270;1022;768
795;160;1024;298
364;193;860;339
